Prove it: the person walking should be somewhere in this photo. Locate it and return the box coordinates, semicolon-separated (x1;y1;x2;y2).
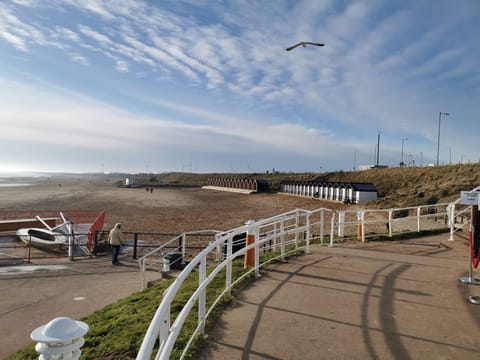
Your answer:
108;223;124;265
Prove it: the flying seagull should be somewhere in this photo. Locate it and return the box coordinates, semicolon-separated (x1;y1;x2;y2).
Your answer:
286;42;325;51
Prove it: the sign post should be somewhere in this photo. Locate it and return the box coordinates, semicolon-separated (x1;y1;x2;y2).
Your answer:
458;191;480;304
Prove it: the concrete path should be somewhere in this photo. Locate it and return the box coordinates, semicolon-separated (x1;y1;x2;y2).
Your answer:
0;255;154;359
199;234;480;359
2;233;479;359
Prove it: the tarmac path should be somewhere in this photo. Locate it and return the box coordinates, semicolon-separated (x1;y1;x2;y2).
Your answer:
199;234;480;360
1;233;479;359
0;255;148;359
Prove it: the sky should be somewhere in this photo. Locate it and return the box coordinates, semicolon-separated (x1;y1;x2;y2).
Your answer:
0;0;479;174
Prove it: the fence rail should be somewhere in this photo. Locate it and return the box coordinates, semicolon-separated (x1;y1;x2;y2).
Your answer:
136;200;474;360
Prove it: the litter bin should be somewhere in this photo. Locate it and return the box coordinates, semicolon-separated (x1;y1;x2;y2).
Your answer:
162;251;183;271
223;233;246;258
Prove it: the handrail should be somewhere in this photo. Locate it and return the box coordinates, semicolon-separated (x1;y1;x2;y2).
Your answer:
138;230;221;289
136;199;476;359
136;209;307;359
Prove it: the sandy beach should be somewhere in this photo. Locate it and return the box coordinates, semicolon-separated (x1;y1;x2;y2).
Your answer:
0;174;346;235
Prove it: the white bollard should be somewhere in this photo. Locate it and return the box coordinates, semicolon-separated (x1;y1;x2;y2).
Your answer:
31;317;89;360
162;256;171;272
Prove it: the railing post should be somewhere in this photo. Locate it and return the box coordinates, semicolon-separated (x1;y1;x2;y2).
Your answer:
448;203;455;241
417;207;421;232
27;236;32;263
388;210;393;237
215;233;222;262
295;209;300;248
305;212;311;254
226;235;232;296
329;211;336;247
254;224;260;277
338;211;345;239
244;220;256;268
320;210;324;244
181;233;187;264
280;220;286;262
360;211;365;242
198;257;206;335
133;232;138;260
273;223;277;251
140;258;146;290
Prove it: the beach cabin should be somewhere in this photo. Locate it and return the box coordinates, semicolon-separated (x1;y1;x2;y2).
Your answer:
349;183;378;203
280;180;377;204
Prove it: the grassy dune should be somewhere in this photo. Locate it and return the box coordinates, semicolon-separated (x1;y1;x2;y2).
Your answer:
134;163;480;208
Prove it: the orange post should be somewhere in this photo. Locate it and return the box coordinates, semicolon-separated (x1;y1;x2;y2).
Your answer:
357;223;362;240
244;220;256;268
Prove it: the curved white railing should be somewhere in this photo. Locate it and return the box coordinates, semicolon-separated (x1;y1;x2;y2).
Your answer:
136;208;316;359
136;197;477;359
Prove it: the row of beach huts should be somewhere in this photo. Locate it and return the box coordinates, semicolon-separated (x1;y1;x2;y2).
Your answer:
280;181;377;204
124;176;377;204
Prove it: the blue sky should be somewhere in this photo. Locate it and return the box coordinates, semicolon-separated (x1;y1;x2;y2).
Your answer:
1;0;479;174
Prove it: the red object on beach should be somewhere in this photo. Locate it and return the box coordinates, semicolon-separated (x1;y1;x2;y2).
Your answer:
87;211;106;253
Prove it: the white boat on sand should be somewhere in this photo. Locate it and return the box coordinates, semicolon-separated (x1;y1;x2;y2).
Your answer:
16;213;73;248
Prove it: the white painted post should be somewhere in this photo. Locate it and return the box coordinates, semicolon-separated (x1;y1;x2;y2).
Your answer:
356;211;366;242
338;211;345;238
181;233;187;264
448;203;455;241
280;220;286;262
295;209;300;248
198;256;206;335
305;213;311;254
329;212;336;247
417;207;421;232
273;223;277;251
226;235;232;296
388;209;393;237
254;223;260;277
31;317;88;360
320;210;324;244
162;256;170;272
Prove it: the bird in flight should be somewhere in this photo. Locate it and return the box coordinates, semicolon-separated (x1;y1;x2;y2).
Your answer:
286;42;325;51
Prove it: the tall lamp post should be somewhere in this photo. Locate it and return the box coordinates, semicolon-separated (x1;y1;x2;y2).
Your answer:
400;138;408;167
353;150;359;170
436;112;449;166
376;131;382;167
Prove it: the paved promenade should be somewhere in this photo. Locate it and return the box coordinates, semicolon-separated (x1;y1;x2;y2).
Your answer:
1;233;479;359
0;255;149;359
199;233;480;359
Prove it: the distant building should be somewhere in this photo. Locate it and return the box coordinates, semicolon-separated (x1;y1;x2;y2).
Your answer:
124;178;136;187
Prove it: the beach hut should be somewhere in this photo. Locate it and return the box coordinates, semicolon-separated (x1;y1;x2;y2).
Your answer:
350;183;378;203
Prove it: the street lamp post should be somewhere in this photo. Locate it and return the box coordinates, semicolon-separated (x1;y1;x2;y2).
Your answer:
376;131;382;167
353;150;359;170
436;112;450;166
401;138;408;167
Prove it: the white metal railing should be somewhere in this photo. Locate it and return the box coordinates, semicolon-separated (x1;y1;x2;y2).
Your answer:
138;230;220;289
136;198;476;359
136;209;314;360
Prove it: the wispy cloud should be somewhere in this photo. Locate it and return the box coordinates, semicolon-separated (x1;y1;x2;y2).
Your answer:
0;0;479;171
